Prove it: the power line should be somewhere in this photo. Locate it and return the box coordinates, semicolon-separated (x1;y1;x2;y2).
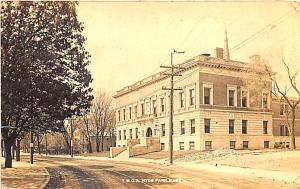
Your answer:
231;9;296;54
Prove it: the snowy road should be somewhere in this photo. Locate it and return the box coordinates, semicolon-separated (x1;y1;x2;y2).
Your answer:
18;155;292;189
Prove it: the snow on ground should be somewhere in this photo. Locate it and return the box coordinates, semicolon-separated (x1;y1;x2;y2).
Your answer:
177;149;300;174
1;157;49;189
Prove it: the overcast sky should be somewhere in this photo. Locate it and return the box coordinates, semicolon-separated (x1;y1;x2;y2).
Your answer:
77;1;300;96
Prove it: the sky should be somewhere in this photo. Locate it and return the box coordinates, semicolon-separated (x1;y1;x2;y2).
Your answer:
76;1;300;97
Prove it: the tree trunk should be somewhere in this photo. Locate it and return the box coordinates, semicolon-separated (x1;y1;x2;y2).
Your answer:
4;139;13;168
45;134;48;155
12;141;15;160
88;137;92;153
37;135;41;155
1;139;4;157
291;110;296;149
101;134;104;152
16;139;21;161
96;128;100;152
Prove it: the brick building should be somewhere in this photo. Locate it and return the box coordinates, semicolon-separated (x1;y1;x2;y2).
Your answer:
113;37;299;154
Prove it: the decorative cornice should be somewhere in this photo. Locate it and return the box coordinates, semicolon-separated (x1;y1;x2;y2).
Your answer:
113;55;256;98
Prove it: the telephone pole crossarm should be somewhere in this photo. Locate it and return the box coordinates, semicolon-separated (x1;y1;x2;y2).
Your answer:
162;73;182;77
162;87;183;91
160;49;185;165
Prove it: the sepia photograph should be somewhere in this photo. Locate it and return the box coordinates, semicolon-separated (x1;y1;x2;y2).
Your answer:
1;1;300;188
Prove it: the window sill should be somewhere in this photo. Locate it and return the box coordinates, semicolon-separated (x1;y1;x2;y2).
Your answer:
203;103;213;106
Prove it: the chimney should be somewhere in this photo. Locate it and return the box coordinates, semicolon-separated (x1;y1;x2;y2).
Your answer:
249;54;261;64
215;47;224;59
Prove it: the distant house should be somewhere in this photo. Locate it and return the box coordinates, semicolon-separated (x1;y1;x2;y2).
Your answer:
271;97;300;148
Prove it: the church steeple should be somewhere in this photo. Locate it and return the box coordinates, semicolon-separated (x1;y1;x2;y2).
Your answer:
224;29;230;61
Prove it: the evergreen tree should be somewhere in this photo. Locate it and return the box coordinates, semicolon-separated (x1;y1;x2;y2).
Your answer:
1;1;93;168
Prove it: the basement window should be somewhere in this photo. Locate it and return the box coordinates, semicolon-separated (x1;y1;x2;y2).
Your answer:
230;141;236;149
161;143;165;150
205;141;212;150
264;141;269;149
189;141;195;150
243;141;248;149
179;142;184;150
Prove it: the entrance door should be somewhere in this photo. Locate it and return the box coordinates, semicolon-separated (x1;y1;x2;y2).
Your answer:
146;127;152;137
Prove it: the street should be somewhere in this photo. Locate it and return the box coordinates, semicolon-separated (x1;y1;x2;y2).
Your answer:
9;155;290;189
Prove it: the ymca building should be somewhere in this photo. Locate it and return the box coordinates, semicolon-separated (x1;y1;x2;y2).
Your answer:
113;39;299;154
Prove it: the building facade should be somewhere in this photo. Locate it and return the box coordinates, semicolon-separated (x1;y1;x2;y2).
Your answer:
113;45;281;151
271;97;300;148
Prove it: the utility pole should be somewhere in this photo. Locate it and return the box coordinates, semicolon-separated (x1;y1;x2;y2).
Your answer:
161;49;185;165
45;133;48;155
70;119;74;158
30;127;34;164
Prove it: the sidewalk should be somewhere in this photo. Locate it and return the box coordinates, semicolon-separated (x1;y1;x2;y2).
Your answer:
1;158;49;189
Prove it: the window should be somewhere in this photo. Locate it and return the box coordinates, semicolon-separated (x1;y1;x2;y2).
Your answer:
118;110;121;122
280;125;289;136
243;141;248;149
280;104;284;115
146;101;151;115
205;141;212;150
228;90;235;106
154;129;156;136
242;120;247;134
204;88;211;105
189;141;195;150
118;130;121;140
241;90;248;107
262;93;269;109
203;83;213;105
123;109;126;120
129;129;132;139
161;143;165;150
204;119;210;133
152;100;157;115
129;107;132;120
160;98;165;112
142;130;144;137
280;125;284;136
123;130;126;140
134;105;137;118
189;89;195;106
264;141;269;149
284;104;289;114
263;121;268;134
141;103;144;116
135;128;138;139
190;119;195;134
179;92;184;108
285;126;289;136
230;141;236;149
180;121;185;135
280;104;289;115
161;124;166;136
179;142;184;150
229;119;234;134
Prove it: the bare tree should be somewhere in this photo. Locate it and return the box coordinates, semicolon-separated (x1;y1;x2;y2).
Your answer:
62;118;81;154
81;113;93;153
90;91;113;152
266;59;300;149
